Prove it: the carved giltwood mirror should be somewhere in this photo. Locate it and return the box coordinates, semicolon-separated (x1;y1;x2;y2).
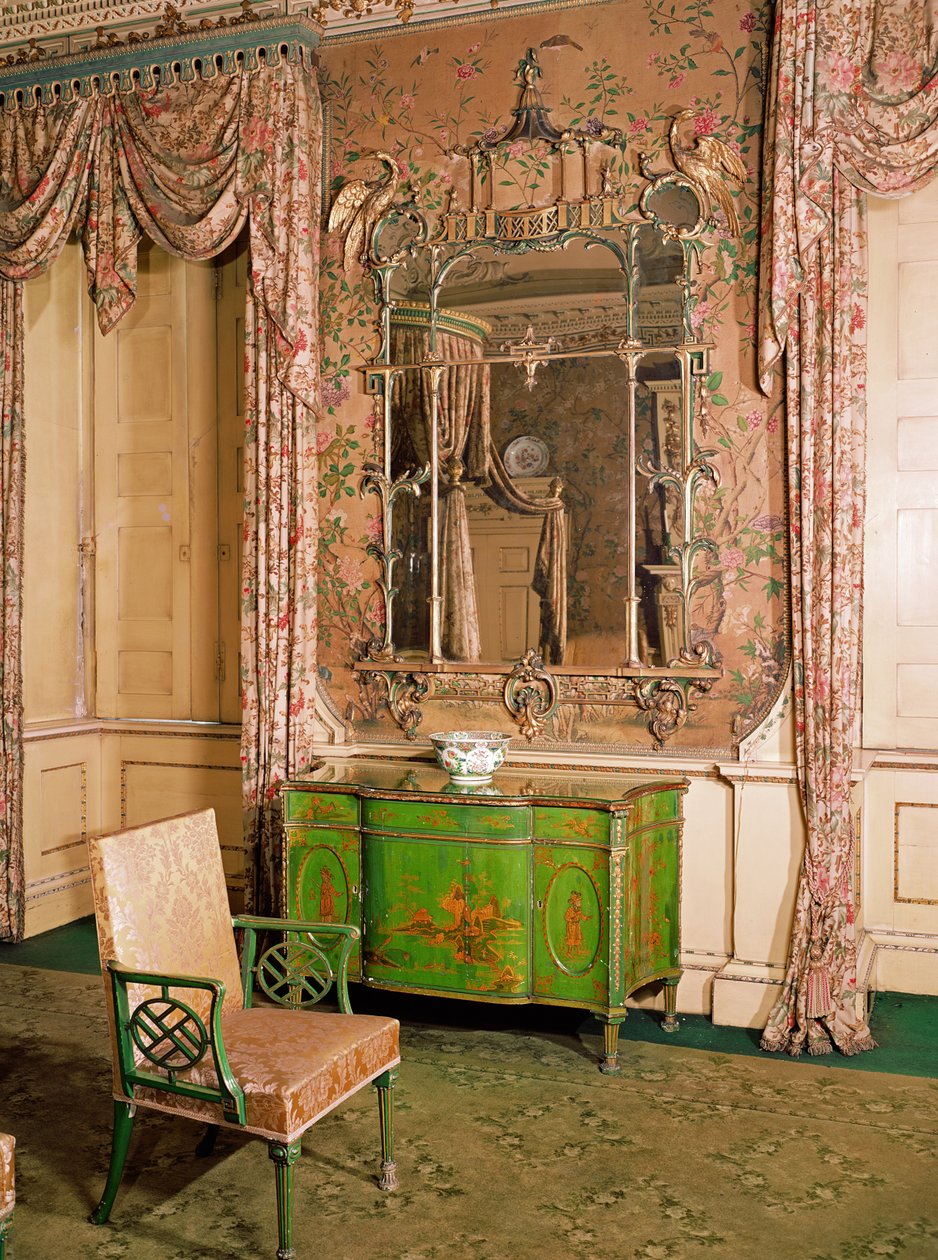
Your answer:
330;50;742;745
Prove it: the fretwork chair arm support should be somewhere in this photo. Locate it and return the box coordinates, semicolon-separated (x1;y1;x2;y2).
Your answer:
106;961;246;1125
233;917;360;1013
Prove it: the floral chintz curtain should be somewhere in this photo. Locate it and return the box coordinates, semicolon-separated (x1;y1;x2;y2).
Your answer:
759;0;938;1054
0;54;321;938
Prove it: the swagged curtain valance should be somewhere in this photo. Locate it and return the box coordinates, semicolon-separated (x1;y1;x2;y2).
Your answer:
758;0;938;1055
390;319;567;665
0;46;321;939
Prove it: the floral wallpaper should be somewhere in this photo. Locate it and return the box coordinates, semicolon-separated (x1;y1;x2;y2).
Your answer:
316;0;784;751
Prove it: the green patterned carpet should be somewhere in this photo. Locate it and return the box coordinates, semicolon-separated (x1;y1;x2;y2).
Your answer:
2;965;938;1259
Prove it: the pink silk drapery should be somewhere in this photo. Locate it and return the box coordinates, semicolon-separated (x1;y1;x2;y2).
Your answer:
759;0;938;1054
0;59;321;938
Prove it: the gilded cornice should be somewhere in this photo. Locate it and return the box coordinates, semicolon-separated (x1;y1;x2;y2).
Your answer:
0;4;320;105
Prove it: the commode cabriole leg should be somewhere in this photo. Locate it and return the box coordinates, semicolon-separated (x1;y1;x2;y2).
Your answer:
90;1100;136;1224
269;1139;301;1260
599;1015;626;1075
374;1067;399;1190
661;976;680;1033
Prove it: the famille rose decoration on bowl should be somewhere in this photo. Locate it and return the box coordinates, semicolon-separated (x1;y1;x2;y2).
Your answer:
429;731;511;785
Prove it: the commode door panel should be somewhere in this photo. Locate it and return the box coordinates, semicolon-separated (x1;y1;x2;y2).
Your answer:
361;832;530;998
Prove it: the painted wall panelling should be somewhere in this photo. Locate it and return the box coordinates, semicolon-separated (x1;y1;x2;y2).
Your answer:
859;186;938;996
20;241;245;935
866;183;938;750
23;240;90;724
93;240;217;720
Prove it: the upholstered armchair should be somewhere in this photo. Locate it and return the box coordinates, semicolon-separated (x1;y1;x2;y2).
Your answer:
0;1132;13;1259
87;809;400;1260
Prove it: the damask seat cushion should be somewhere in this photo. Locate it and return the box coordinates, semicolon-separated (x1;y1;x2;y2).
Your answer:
0;1132;14;1221
126;1008;400;1144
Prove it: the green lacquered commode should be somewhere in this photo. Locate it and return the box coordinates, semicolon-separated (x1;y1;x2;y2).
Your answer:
281;759;688;1072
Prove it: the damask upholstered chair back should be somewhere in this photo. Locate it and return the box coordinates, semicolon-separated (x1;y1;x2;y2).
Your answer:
90;807;243;1014
87;809;401;1260
0;1132;14;1259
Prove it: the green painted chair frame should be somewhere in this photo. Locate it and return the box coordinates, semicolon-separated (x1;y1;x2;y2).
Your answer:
91;917;399;1260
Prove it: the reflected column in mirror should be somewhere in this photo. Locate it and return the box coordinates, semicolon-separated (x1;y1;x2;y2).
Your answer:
636;351;686;666
388;367;432;660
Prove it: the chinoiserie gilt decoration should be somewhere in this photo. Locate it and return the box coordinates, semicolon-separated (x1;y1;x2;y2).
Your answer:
328;50;746;744
666;109;748;237
328;152;402;274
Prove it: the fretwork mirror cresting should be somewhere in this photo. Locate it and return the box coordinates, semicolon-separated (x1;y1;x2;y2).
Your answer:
329;48;745;747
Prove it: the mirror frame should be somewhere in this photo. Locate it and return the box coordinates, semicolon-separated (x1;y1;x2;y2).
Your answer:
332;49;738;746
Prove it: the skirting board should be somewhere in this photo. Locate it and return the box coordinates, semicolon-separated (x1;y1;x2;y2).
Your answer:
627;951;730;1018
858;928;938;997
712;961;786;1029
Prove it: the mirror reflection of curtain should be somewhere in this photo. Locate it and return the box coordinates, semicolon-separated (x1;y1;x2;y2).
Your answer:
0;55;321;938
391;326;488;660
390;318;567;663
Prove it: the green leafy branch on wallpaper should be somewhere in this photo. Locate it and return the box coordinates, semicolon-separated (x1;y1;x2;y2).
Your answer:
316;423;383;658
643;0;768;120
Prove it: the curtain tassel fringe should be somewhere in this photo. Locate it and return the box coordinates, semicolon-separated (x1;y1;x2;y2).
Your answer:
805;946;834;1019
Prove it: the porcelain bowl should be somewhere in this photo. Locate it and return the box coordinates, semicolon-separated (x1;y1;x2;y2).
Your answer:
429;730;511;785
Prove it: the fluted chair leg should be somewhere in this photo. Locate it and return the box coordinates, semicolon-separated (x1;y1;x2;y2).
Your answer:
90;1101;135;1224
269;1139;301;1260
374;1067;399;1191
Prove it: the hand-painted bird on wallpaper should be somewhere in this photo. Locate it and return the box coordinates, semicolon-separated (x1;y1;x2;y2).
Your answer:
327;150;401;272
668;110;747;237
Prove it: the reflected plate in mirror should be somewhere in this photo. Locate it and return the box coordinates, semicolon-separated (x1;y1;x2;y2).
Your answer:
503;435;549;477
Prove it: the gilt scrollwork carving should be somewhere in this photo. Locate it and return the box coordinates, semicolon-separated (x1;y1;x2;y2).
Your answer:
635;676;715;747
361;670;434;741
503;649;559;740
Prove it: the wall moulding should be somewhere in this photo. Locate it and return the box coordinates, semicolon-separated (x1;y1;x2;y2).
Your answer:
0;0;541;53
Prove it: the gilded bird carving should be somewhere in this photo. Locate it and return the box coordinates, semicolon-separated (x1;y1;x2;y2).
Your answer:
668;110;747;237
327;150;401;272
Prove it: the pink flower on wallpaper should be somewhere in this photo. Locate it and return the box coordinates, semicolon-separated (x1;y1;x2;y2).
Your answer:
507;140;526;158
629;118;649;134
739;11;756;31
691;298;712;332
722;547;746;569
824;52;857;93
669;73;686;90
745;409;762;431
365;515;383;544
693;107;718;136
647;52;659;67
320;379;349;410
467;42;481;54
766;414;780;434
316;426;337;453
456;63;477;82
336;555;363;588
399;93;415;110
